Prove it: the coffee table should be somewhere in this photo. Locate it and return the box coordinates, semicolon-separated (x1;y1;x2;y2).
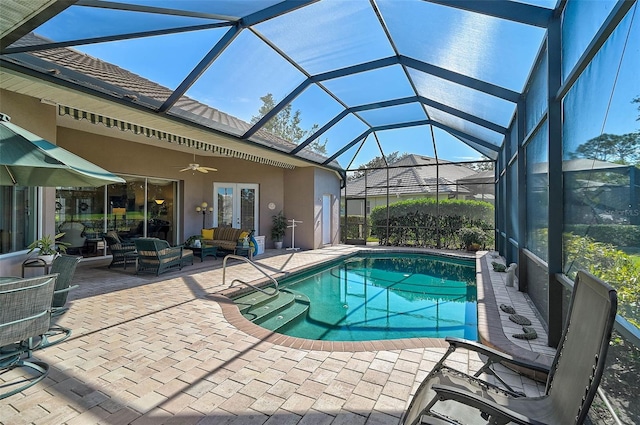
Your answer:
190;245;218;262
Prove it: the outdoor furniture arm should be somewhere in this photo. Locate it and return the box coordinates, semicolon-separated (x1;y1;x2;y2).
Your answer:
430;384;546;425
446;337;550;373
442;337;549;394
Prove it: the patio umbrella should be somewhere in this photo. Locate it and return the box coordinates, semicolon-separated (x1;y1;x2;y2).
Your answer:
0;114;125;187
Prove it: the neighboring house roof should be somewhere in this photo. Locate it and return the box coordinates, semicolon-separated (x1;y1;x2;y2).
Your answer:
530;158;630;174
457;170;495;184
346;155;480;197
13;33;333;167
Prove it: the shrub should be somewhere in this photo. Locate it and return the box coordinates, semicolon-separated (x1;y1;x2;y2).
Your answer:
458;227;487;249
368;198;494;249
564;233;640;328
565;224;640;247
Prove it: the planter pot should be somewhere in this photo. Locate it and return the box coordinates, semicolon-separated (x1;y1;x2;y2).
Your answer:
38;254;56;263
274;241;283;249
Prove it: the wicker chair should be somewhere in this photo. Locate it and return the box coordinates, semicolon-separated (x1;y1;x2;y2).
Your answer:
134;238;193;276
35;254;82;349
0;274;57;399
104;231;136;269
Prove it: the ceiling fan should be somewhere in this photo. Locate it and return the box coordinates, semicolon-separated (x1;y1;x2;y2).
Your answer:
179;152;217;173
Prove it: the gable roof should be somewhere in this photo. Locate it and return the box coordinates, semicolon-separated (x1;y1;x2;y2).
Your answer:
346;154;479;197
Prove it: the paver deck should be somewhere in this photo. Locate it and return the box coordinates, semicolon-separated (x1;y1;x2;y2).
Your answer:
1;245;553;425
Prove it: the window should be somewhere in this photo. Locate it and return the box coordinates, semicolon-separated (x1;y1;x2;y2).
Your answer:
0;186;36;254
55;175;178;256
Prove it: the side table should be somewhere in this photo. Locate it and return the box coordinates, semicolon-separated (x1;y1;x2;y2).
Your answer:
22;258;52;277
123;251;138;270
234;245;253;260
190;245;218;262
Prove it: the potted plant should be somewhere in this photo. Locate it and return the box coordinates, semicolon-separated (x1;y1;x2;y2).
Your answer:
457;226;486;251
184;234;202;248
27;233;69;262
271;211;287;249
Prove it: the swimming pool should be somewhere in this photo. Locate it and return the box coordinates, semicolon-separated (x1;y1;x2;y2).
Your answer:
234;252;477;342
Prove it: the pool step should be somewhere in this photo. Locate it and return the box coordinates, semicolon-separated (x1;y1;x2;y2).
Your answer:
237;289;310;331
238;291;292;322
235;290;278;317
256;297;309;331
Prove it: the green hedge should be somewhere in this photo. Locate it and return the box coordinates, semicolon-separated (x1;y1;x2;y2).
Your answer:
564;233;639;327
565;224;640;248
368;198;494;249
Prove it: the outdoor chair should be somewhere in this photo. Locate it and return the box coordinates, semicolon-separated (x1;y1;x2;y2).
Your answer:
58;221;86;255
0;274;57;399
400;270;617;425
104;230;136;269
34;254;82;349
134;238;193;276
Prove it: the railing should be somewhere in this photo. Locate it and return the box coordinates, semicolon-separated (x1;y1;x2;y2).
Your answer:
222;254;278;295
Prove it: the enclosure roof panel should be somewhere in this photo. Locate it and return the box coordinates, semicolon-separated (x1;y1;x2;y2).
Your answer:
0;0;552;171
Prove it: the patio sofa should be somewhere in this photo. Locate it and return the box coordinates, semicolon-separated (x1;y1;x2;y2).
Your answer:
200;227;251;253
134;238;194;276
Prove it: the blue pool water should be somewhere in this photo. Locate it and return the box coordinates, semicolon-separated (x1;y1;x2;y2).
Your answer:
242;253;477;342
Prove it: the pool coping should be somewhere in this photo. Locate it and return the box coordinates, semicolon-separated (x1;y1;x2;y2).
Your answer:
214;249;555;366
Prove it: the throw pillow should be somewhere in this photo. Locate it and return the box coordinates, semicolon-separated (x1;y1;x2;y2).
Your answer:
201;228;214;240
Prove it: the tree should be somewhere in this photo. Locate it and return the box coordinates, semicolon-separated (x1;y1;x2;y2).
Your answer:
349;151;409;180
468;160;494;172
572;132;640;165
251;93;327;155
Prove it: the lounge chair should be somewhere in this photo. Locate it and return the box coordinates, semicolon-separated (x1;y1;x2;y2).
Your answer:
0;275;57;399
401;270;617;425
104;230;136;269
134;238;193;276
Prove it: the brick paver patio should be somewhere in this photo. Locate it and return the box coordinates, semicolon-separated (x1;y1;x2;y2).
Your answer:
1;246;552;425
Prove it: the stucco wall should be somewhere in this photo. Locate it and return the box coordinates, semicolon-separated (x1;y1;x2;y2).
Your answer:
282;167;341;250
56;126;286;243
0;88;343;276
314;168;341;247
0;90;58;275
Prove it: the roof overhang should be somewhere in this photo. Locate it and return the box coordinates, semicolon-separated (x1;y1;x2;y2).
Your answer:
1;64;346;177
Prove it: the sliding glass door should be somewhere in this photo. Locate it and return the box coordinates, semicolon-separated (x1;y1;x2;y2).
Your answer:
213;183;259;232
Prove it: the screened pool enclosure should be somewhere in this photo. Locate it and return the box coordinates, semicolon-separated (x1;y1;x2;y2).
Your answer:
1;1;639;422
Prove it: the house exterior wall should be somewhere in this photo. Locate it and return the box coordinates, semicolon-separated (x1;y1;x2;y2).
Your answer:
314;167;341;247
0;90;58;275
283;167;314;250
56;126;287;244
0;89;343;275
281;167;340;250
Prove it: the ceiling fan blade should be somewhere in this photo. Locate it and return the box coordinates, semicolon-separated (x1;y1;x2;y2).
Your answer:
179;167;190;172
201;167;218;171
197;168;209;173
